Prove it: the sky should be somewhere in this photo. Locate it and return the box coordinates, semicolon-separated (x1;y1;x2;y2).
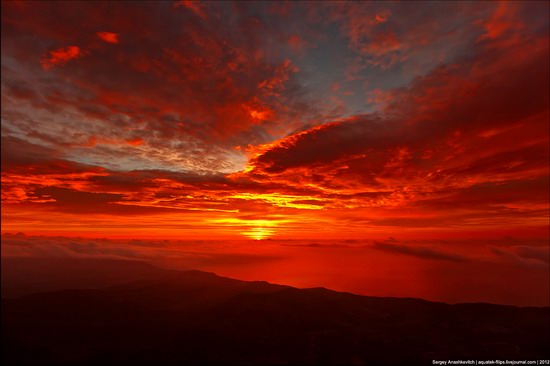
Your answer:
1;1;549;305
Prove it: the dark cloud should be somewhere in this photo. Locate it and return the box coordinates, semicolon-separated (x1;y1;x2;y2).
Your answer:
1;136;61;167
372;240;469;262
491;246;549;269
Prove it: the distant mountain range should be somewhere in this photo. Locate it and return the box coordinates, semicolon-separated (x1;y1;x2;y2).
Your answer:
2;257;549;365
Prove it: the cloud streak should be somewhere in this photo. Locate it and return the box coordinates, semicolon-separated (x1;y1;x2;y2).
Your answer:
40;45;82;69
372;241;469;263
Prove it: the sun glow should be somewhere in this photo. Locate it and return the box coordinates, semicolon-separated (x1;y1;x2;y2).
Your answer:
209;218;287;240
243;227;274;240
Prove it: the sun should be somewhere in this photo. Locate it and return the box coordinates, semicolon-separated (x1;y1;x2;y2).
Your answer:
210;218;285;240
243;227;274;240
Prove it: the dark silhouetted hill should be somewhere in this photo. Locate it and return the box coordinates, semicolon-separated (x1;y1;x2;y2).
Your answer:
1;257;174;298
2;258;549;365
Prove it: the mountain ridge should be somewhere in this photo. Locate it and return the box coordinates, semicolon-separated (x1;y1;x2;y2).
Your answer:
2;257;549;365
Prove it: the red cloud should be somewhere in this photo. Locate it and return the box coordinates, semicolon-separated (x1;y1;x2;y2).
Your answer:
174;0;206;19
40;45;81;70
287;34;308;53
125;137;144;146
358;30;402;57
96;31;119;44
477;1;524;42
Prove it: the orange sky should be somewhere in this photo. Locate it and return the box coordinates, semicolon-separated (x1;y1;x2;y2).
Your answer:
1;1;548;305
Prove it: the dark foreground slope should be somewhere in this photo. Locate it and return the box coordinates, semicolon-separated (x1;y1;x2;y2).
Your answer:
2;258;549;365
1;257;175;298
